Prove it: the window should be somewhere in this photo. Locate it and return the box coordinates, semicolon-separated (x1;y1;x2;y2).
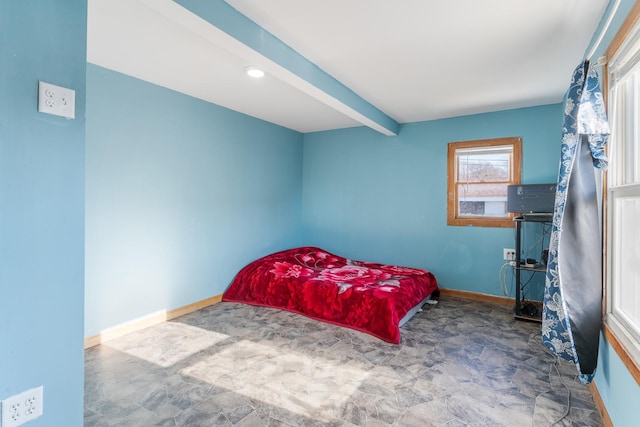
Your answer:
604;5;640;380
447;137;522;227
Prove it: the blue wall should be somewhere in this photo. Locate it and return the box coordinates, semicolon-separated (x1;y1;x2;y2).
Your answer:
0;1;87;426
302;105;561;298
85;64;304;337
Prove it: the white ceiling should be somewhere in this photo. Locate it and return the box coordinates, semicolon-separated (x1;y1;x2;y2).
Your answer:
87;0;609;134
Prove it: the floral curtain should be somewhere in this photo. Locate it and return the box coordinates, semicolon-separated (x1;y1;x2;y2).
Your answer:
542;60;610;384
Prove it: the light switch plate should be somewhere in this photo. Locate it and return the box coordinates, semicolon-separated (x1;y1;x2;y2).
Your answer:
38;81;75;119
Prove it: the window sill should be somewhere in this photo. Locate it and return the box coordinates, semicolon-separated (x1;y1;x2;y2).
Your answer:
447;217;515;228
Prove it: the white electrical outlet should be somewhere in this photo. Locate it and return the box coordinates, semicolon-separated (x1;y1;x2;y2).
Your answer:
1;386;43;427
503;248;516;261
38;81;75;119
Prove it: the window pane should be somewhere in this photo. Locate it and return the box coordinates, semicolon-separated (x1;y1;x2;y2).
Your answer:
620;73;638;185
610;42;640;186
611;191;640;343
456;150;511;183
457;183;509;217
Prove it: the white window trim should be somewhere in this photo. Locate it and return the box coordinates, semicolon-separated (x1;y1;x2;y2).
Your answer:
604;7;640;379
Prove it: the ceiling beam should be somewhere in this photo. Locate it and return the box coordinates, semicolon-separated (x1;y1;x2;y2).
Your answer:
140;0;399;136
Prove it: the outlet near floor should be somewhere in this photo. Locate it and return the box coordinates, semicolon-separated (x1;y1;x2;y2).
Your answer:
1;386;43;427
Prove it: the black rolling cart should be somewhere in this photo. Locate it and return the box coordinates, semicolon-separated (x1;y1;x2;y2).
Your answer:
513;214;553;321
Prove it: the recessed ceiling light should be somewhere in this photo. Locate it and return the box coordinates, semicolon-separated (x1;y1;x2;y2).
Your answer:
245;66;265;78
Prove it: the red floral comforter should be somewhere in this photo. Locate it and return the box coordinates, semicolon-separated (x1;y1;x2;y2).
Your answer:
223;246;438;344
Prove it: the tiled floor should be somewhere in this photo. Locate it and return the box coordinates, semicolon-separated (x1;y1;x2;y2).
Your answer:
84;296;603;426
